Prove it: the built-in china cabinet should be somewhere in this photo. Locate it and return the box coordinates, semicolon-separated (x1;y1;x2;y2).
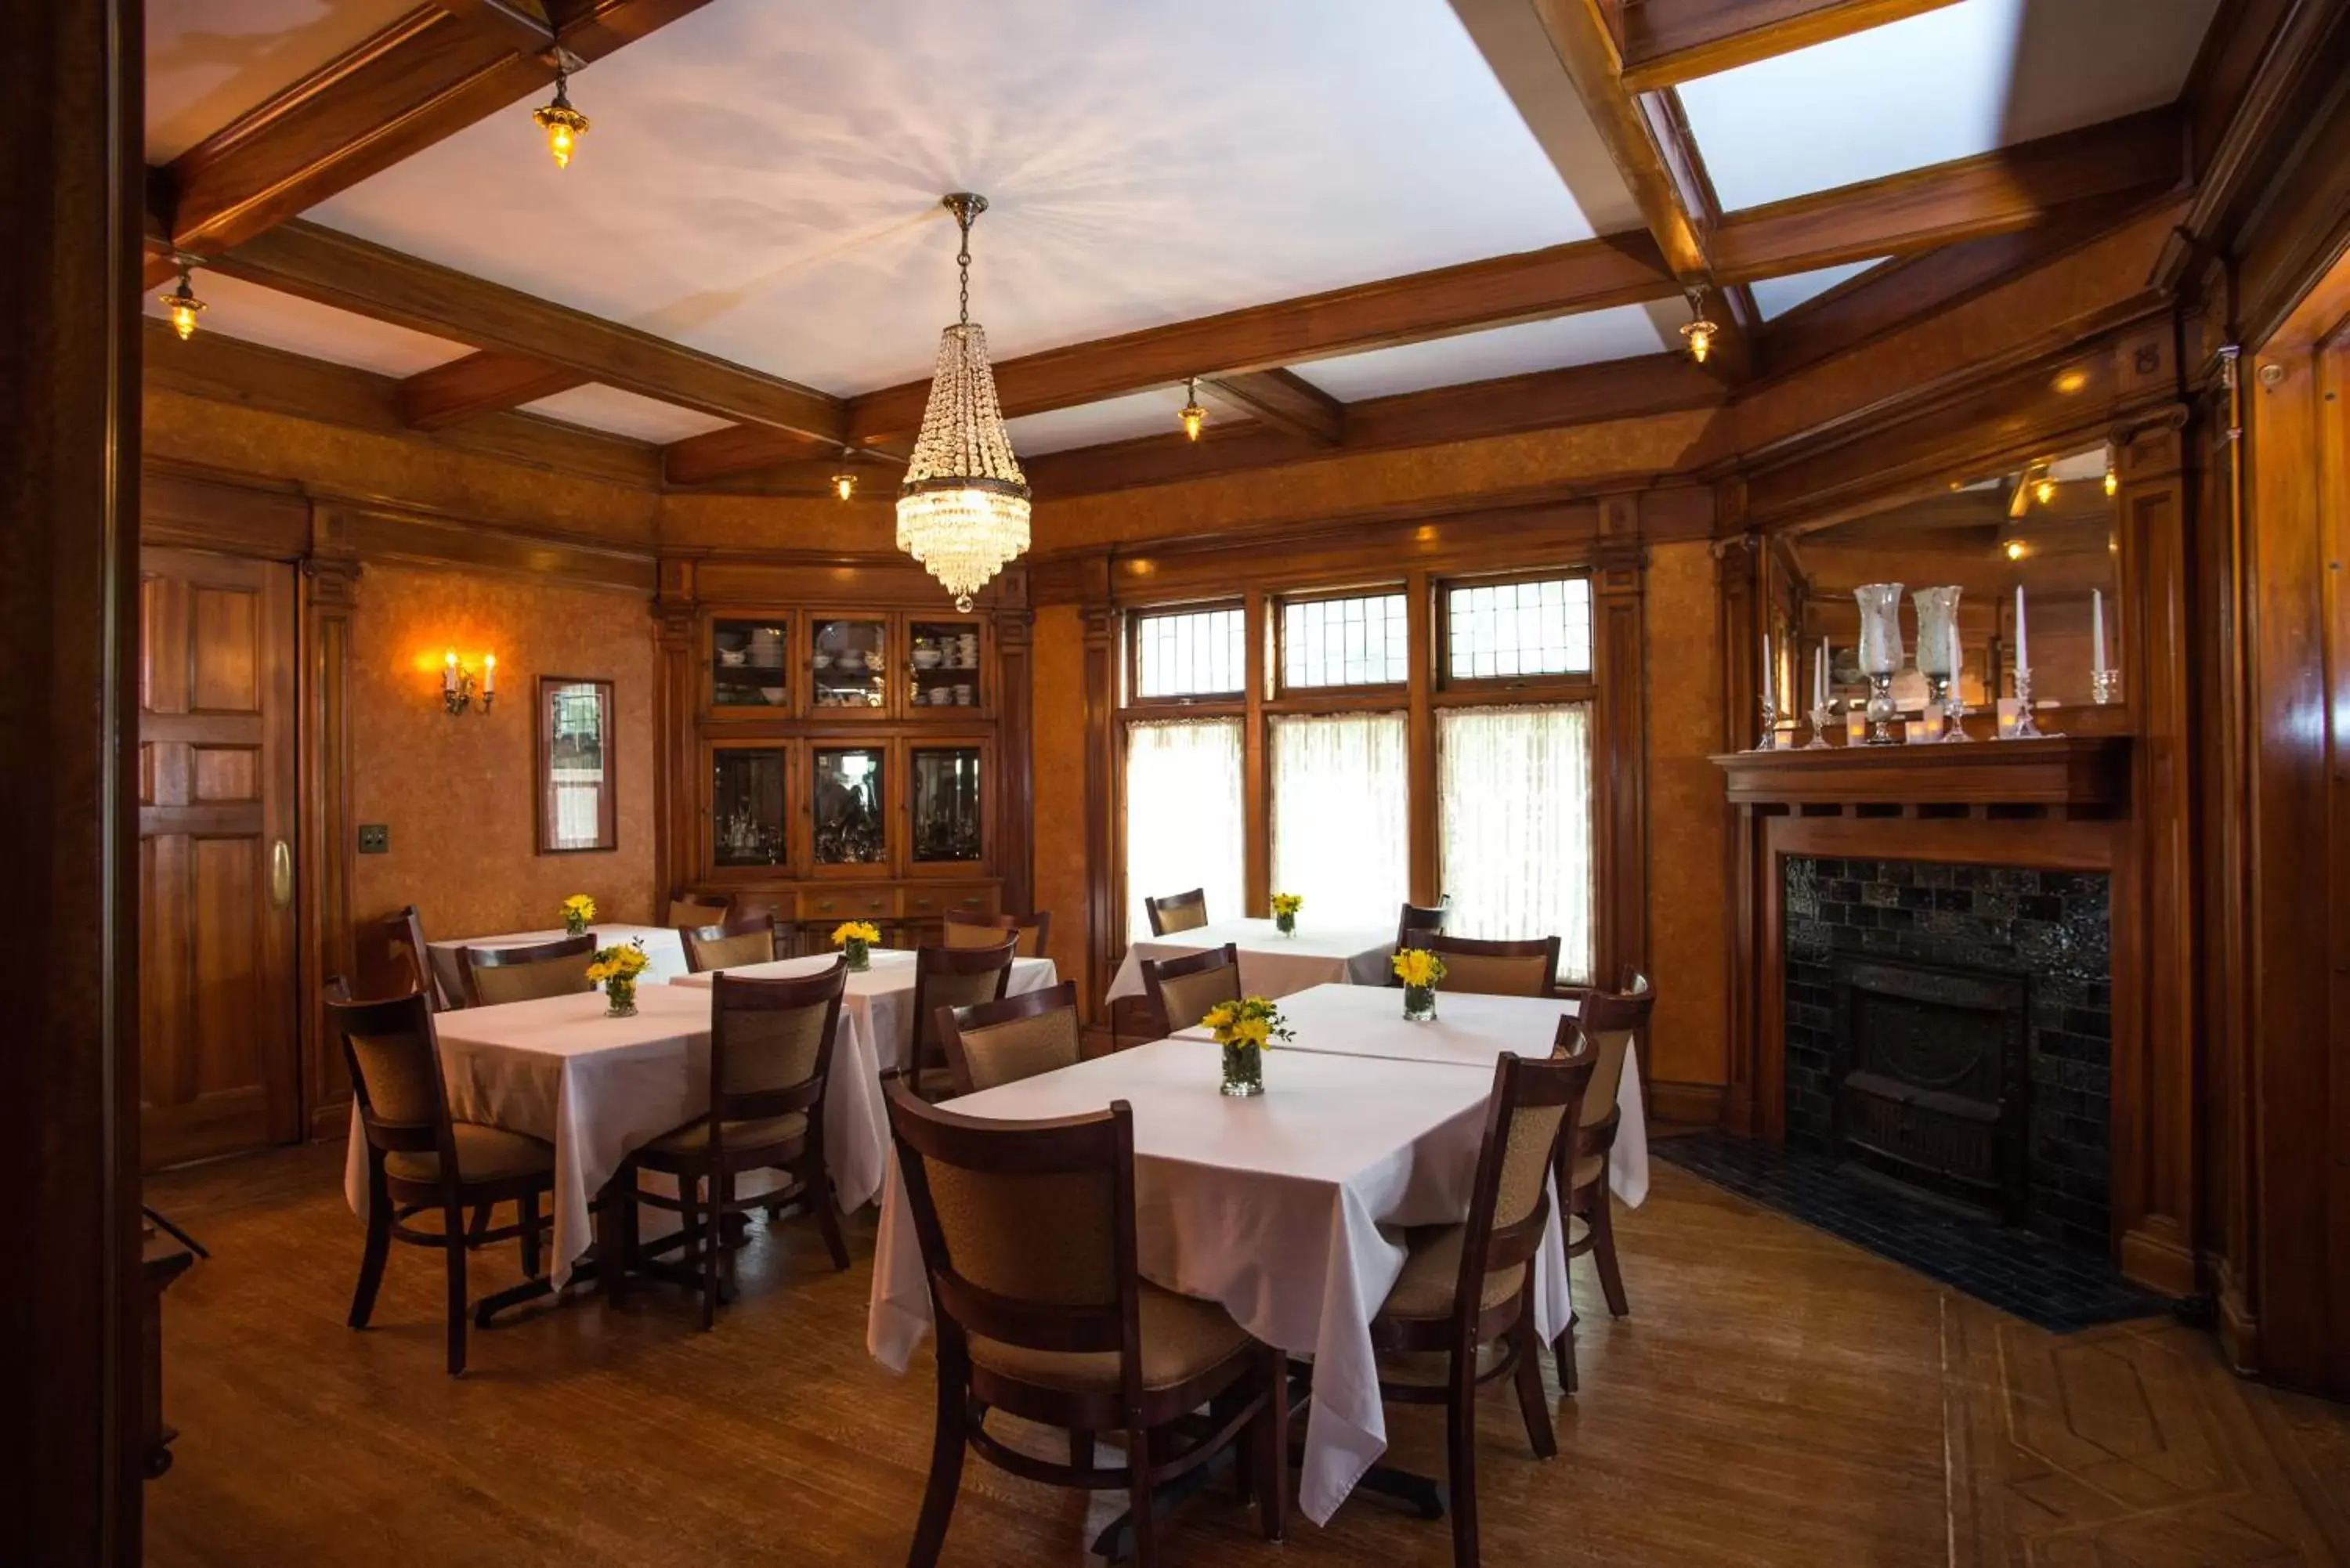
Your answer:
654;555;1032;953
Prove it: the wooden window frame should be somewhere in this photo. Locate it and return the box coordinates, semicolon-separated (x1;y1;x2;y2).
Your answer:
1435;568;1599;701
1271;582;1412;699
535;675;617;855
1125;598;1249;708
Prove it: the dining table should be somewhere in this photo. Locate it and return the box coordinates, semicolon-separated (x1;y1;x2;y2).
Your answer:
425;922;689;1007
1104;916;1396;1003
669;947;1060;1073
866;1035;1577;1528
1171;981;1650;1205
343;981;889;1288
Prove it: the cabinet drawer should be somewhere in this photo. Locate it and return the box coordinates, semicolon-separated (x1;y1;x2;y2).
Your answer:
797;886;894;923
901;884;999;920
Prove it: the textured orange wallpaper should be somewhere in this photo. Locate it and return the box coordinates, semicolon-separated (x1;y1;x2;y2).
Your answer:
1030;605;1094;1019
349;563;659;941
1643;540;1729;1090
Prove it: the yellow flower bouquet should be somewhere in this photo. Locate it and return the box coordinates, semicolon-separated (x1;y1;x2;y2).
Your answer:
561;892;597;937
1392;946;1448;1022
1199;995;1292;1097
1269;891;1303;937
832;919;881;973
588;938;650;1017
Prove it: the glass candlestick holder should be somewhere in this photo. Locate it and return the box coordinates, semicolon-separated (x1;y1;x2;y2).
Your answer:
1756;689;1780;751
1863;673;1899;745
1942;681;1972;741
2091;669;2118;705
1806;703;1833;749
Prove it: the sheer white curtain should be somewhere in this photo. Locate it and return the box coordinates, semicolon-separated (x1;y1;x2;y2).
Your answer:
1437;703;1596;983
1270;712;1409;920
1123;717;1246;938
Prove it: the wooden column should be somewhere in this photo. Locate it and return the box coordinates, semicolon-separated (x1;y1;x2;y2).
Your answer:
1405;568;1439;904
651;556;701;907
1715;531;1762;1136
0;0;146;1555
299;547;361;1139
1079;563;1120;1016
1242;589;1270;914
1592;496;1648;988
992;579;1036;915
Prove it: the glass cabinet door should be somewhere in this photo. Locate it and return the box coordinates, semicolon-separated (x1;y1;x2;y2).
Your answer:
812;745;889;866
811;617;888;711
906;619;982;712
909;746;984;864
712;748;789;867
712;617;790;710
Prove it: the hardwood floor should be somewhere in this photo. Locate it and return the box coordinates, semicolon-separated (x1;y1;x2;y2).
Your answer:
142;1143;2348;1566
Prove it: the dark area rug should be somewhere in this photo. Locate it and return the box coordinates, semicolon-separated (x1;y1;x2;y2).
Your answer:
1654;1130;2172;1332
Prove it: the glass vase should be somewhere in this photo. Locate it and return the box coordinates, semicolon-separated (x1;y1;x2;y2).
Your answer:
1403;984;1437;1023
604;977;637;1018
844;938;870;973
1220;1041;1264;1097
1853;582;1905;746
565;912;588;937
1275;912;1296;937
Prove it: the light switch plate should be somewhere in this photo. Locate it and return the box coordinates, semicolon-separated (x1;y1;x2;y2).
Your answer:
358;823;389;854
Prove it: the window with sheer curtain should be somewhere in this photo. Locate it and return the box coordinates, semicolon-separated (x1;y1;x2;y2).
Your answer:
1270;712;1408;918
1437;703;1596;983
1123;717;1246;939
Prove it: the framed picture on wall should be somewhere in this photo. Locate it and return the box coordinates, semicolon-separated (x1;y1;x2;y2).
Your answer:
537;675;616;854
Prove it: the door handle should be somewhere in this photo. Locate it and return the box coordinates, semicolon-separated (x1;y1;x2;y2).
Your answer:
269;839;294;909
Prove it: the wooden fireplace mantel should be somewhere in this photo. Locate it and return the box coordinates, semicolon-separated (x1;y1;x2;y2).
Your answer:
1710;735;2129;815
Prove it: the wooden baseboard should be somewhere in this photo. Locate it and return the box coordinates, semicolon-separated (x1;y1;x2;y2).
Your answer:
1647;1078;1726;1127
2214;1258;2261;1373
2119;1223;2196;1298
306;1098;352;1144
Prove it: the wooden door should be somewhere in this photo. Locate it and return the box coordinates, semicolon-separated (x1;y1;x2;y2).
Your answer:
138;548;300;1169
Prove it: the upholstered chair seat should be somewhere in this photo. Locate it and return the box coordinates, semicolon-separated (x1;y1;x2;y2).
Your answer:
1378;1224;1536;1321
966;1283;1253;1395
381;1123;554;1186
645;1110;808;1155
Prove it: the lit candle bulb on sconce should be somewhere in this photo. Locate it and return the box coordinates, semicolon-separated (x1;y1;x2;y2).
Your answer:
483;653;497;709
439;649;494;716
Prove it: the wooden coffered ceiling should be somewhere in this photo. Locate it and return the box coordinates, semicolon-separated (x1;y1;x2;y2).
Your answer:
142;0;2242;501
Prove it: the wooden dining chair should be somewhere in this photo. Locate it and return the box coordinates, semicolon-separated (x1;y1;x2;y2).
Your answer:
1144;887;1209;936
1425;933;1561;998
885;1083;1286;1567
905;938;1019;1100
331;988;558;1376
1550;974;1657;1389
1140;943;1242;1035
380;905;450;1010
1370;1023;1596;1568
1389;898;1452;985
668;889;732;931
461;932;596;1007
937;981;1082;1097
941;908;1052;959
620;962;851;1329
681;912;779;973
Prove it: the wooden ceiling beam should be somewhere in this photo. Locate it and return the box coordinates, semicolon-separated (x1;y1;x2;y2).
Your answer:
397;352;590;428
149;0;713;280
1198;370;1347;445
1710;107;2185;282
1615;0;1966;92
208;219;845;443
436;0;558;52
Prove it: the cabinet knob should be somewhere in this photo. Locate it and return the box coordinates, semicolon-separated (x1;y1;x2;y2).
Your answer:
960;897;982;908
817;901;836;912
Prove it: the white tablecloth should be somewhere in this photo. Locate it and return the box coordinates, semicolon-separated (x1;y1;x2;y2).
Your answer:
867;1038;1571;1526
1105;917;1394;1003
343;983;888;1287
1173;981;1650;1206
426;923;689;1006
671;948;1059;1073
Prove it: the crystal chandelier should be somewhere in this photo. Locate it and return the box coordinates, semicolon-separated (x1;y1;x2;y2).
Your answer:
896;193;1030;612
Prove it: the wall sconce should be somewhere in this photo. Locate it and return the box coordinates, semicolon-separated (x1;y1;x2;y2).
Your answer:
443;649;496;715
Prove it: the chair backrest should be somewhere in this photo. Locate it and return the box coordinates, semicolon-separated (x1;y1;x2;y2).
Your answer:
669;891;732;930
1389;897;1451;985
1141;942;1242;1033
462;933;596;1006
910;938;1020;1063
329;990;454;1169
707;962;847;1141
682;914;779;974
1450;1024;1598;1329
1144;887;1208;936
1426;933;1560;998
939;981;1082;1097
942;909;1052;959
1574;975;1656;1129
381;905;446;1010
886;1082;1142;1396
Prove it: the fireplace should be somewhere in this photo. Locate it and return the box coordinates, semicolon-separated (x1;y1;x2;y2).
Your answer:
1829;954;2029;1221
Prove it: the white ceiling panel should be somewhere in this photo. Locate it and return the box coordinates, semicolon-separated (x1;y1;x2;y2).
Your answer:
147;0;424;161
310;0;1622;397
143;270;475;376
1007;388;1232;456
519;385;732;443
1750;258;1885;320
1290;306;1676;402
1679;0;2221;211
